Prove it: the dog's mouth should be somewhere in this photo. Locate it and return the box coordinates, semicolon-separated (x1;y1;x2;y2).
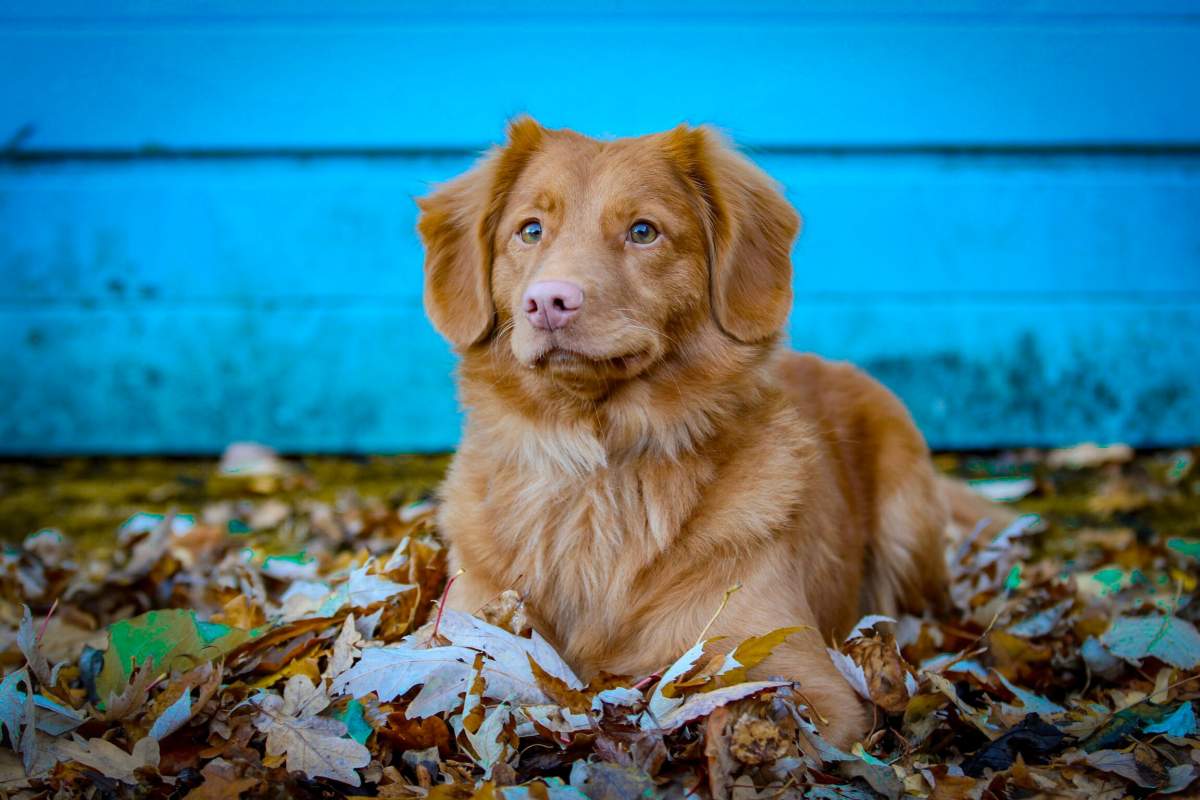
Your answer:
534;346;654;377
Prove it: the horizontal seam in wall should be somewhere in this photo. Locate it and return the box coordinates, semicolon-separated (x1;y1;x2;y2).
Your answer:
6;143;1200;163
2;293;1198;310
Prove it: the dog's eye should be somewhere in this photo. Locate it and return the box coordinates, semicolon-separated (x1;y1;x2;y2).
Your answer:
629;221;658;245
518;220;543;244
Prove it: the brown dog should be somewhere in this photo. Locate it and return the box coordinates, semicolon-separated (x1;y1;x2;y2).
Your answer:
417;118;985;746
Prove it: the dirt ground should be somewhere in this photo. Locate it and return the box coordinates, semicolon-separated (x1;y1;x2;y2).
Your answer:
2;447;1196;554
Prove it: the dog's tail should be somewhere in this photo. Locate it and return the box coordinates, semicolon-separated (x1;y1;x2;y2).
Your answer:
937;475;1020;549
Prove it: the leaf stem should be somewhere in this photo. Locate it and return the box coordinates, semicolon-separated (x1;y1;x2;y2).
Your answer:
695;583;741;647
35;597;59;644
430;568;465;642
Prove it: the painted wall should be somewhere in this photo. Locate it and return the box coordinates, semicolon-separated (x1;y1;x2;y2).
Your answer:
2;1;1198;453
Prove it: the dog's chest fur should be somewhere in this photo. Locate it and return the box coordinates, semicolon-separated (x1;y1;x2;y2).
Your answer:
439;393;814;675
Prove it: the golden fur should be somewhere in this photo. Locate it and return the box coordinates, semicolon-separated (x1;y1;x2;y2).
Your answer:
417;118;992;746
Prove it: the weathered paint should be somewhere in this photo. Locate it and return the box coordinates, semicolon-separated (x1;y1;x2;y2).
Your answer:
4;3;1200;149
3;299;1196;452
1;1;1198;452
4;155;1200;303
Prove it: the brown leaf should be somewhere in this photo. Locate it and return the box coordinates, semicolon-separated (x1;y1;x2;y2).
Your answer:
380;712;453;756
425;783;478;800
527;654;591;714
844;633;915;714
252;691;369;786
135;661;221;741
249;630;321;675
928;772;978;800
211;595;267;631
50;734;160;785
227;616;333;672
182;757;260;799
17;605;59;690
324;613;363;680
729;713;786;765
1077;743;1170;789
989;630;1053;681
477;590;530;636
704;705;734;800
97;659;158;722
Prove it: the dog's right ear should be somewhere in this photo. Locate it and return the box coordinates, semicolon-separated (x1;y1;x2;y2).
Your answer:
417;117;545;348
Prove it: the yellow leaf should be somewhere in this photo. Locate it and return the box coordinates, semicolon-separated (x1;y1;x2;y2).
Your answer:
249;652;322;690
714;626;807;688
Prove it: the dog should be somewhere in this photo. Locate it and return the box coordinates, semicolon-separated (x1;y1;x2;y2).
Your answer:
417;118;994;746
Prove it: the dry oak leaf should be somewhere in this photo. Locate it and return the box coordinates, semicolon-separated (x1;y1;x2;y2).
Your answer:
96;659;158;722
704;705;735;799
17;605;62;689
324;613;363;680
51;734;160;785
252;675;369;786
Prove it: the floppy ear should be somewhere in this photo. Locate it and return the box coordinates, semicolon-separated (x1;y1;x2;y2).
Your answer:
664;125;801;343
417;117;545;348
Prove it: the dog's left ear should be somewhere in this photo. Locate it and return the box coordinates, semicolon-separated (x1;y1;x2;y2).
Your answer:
664;125;801;343
417;117;545;348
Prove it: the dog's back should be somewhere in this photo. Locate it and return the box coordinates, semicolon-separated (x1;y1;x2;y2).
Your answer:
775;353;949;624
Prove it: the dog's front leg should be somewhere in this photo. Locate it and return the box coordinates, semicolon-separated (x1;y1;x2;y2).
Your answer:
706;603;870;749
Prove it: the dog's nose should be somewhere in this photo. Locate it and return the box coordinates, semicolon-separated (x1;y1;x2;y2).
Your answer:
523;280;583;331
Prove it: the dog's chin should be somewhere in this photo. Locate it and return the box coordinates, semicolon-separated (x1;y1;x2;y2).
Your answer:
542;347;654;378
514;338;658;385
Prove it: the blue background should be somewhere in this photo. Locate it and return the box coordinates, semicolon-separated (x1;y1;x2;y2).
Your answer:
2;1;1198;453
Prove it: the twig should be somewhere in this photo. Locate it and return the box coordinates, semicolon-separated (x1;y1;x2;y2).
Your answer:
633;670;662;691
790;686;831;726
628;583;746;692
1091;672;1200;731
35;598;59;645
695;583;741;646
925;607;1004;678
430;568;465;642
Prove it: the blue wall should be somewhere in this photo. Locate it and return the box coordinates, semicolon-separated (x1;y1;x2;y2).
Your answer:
2;1;1199;453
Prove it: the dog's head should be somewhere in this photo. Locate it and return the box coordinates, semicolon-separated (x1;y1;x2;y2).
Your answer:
417;118;800;397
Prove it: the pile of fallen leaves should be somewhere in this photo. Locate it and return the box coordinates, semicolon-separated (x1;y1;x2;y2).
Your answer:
1;442;1198;798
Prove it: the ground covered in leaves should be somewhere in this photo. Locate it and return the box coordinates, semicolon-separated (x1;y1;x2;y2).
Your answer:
1;443;1198;799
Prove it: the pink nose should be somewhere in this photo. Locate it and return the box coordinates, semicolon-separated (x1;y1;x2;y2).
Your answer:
523;280;584;331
